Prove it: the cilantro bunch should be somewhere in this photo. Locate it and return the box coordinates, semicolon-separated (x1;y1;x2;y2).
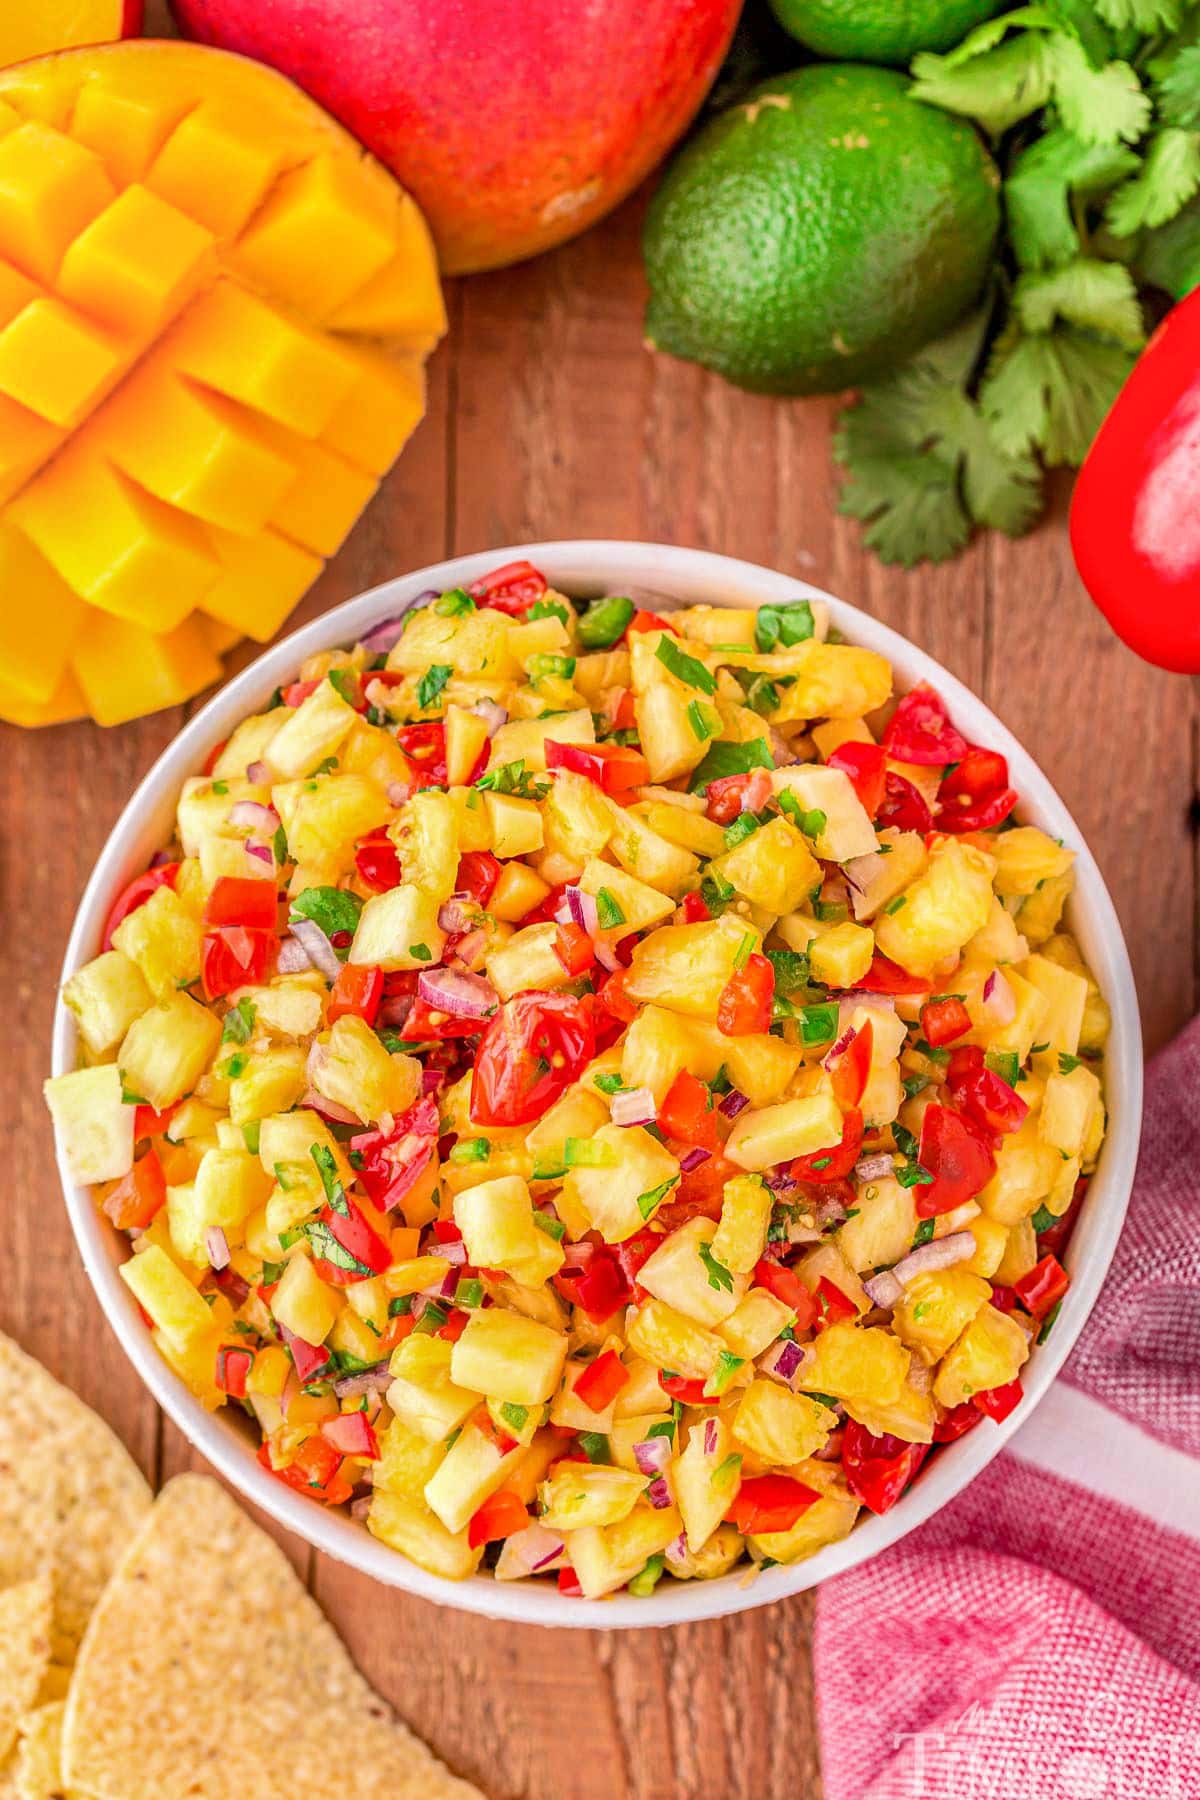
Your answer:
836;0;1200;567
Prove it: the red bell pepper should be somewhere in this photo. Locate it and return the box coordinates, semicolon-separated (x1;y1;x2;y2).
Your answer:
973;1377;1024;1423
946;1046;1029;1137
920;996;972;1047
557;1566;584;1596
394;721;447;786
882;685;968;765
555;1248;633;1321
468;1486;530;1548
204;876;278;929
103;1148;167;1231
102;861;181;951
133;1102;177;1141
574;1348;630;1414
468;559;547;615
790;1107;863;1182
725;1472;819;1535
932;1400;984;1443
1013;1253;1070;1321
215;1345;253;1400
856;952;929;997
752;1259;816;1330
842;1421;930;1514
354;829;403;892
657;1070;718;1149
626;608;677;634
282;677;321;707
553;920;596;976
813;1275;858;1330
276;1324;330;1385
681;890;712;922
327;962;383;1026
827;741;888;816
258;1437;353;1507
309;1195;392;1287
1070;285;1200;672
827;1020;873;1108
717;952;774;1036
201;925;273;1000
916;1105;995;1217
658;1372;710;1405
544;738;649;796
320;1411;381;1459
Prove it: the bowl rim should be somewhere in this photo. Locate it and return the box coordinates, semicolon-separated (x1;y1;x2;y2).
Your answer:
52;539;1143;1629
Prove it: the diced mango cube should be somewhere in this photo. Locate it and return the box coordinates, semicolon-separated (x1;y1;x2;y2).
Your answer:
321;349;425;474
0;122;114;282
263;430;377;557
201;526;322;644
0;522;83;701
72;612;222;728
232;153;398;320
71;80;194;187
146;101;288;238
57;184;216;338
0;296;131;428
326;194;447;347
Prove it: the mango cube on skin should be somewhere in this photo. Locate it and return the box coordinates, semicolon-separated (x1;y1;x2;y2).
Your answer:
56;183;217;340
350;883;446;973
264;432;377;558
232;152;399;321
724;1093;843;1173
0;122;115;283
44;1063;133;1187
326;192;446;344
733;1380;832;1468
933;1303;1031;1410
62;950;152;1057
72;612;222;730
321;347;425;475
111;884;202;999
306;1014;421;1125
367;1489;482;1581
0;520;84;699
451;1310;568;1408
387;1335;481;1445
119;1244;213;1352
637;1218;749;1328
0;389;65;506
200;526;322;644
0;295;132;429
70;81;193;188
118;991;222;1113
146;100;288;239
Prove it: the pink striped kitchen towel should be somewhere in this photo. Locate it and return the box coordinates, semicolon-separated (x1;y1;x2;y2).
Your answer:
815;1020;1200;1800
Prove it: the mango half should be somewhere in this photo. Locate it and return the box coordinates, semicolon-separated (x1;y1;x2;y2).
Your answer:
0;41;445;727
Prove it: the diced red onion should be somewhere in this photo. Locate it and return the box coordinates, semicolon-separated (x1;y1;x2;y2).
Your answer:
495;1523;566;1579
149;847;175;868
437;1237;467;1266
863;1270;904;1310
229;799;280;833
665;1532;689;1567
204;1226;230;1271
421;1067;444;1096
566;885;600;937
289;917;341;980
646;1476;673;1510
245;840;275;867
760;1337;815;1390
815;1191;849;1229
678;1146;711;1173
610;1086;657;1128
379;994;413;1030
772;1337;807;1381
387;781;411;808
561;1241;595;1271
633;1437;672;1477
822;1026;856;1071
719;1088;749;1119
982;969;1017;1025
855;1153;896;1183
471;698;509;737
276;934;312;974
333;1364;392;1399
703;1418;718;1455
417;966;498;1019
360;606;424;655
890;1231;976;1287
449;927;488;969
300;1085;361;1126
212;1264;250;1308
350;1494;374;1523
438;897;474;935
742;767;774;813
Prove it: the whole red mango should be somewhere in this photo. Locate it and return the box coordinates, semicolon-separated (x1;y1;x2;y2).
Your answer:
170;0;742;273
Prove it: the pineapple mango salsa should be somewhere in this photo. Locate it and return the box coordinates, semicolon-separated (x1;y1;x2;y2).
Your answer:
46;561;1110;1599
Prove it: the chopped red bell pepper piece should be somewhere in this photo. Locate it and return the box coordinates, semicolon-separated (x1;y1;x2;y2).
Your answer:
327;962;383;1026
725;1472;820;1535
937;786;1019;834
201;925;273;1000
468;559;547;615
557;1566;583;1596
103;1148;167;1232
973;1377;1024;1423
939;746;1009;801
828;1019;874;1108
468;1486;530;1548
882;684;968;766
842;1420;930;1514
544;738;649;796
626;608;676;634
932;1400;984;1443
258;1437;352;1506
553;920;596;977
354;829;403;892
574;1348;630;1414
555;1247;633;1321
856;952;929;997
658;1372;711;1405
812;1275;858;1331
132;1102;176;1141
876;771;933;834
320;1411;381;1459
717;952;774;1036
657;1070;718;1150
309;1195;392;1287
916;1105;996;1217
276;1324;330;1385
350;1097;440;1212
204;877;278;930
595;966;639;1026
827;741;888;816
611;687;637;730
1014;1253;1070;1320
215;1345;253;1400
790;1107;863;1182
102;861;181;951
282;677;321;708
752;1258;816;1331
201;739;228;777
989;1283;1018;1313
920;996;972;1047
681;890;712;923
455;850;502;907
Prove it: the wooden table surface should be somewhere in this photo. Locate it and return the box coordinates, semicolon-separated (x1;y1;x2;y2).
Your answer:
4;131;1197;1800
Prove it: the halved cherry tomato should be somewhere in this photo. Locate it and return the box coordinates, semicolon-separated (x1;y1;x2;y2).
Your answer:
402;996;485;1041
455;850;502;907
989;1283;1018;1313
102;1148;167;1232
102;862;181;951
468;1486;530;1548
557;1566;583;1596
657;1150;739;1228
704;773;754;825
610;688;637;730
282;677;321;708
351;1096;440;1212
842;1421;930;1514
828;1019;874;1108
790;1108;863;1182
468;559;547;615
936;786;1020;833
355;829;403;892
201;739;228;777
725;1473;819;1535
933;1401;984;1444
946;1046;1029;1137
544;739;649;796
201;925;273;1000
827;741;888;817
1014;1253;1070;1320
752;1259;816;1331
575;1349;630;1414
204;876;278;929
328;962;383;1026
394;721;447;786
215;1345;253;1399
813;1276;857;1331
717;952;774;1036
940;746;1008;800
554;921;596;976
882;685;968;766
916;1105;996;1217
309;1195;392;1287
321;1411;381;1459
472;993;596;1128
658;1071;719;1150
626;608;677;634
681;890;712;922
659;1372;710;1405
438;1307;470;1343
876;771;933;834
856;952;929;997
920;996;972;1047
973;1378;1024;1423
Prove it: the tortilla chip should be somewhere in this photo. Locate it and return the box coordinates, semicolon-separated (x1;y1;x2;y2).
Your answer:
11;1700;67;1800
0;1335;151;1663
0;1578;52;1768
63;1475;480;1800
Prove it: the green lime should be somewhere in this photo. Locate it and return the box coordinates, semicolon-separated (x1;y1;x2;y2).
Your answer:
768;0;1003;66
643;64;1000;397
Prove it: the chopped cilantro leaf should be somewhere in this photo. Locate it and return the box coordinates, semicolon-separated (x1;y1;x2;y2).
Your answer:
578;1431;611;1464
636;1175;679;1221
434;588;475;616
221;997;256;1045
655;635;716;694
689;736;775;795
474;759;549;800
289;886;363;949
328;667;358;706
800;1002;839;1046
698;1241;734;1293
416;663;452;709
409;942;433;962
754;599;815;653
595;887;626;930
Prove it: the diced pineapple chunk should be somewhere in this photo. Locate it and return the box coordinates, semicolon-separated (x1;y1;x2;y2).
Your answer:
486;707;594;772
990;827;1074;900
423;1416;524;1534
454;1174;564;1288
933;1304;1030;1408
119;1243;213;1351
809;921;874;989
443;705;491;788
634;680;708;782
842;1377;936;1444
986;969;1050;1066
711;817;819;917
874;839;995;978
967;895;1029;966
994;1217;1038;1285
836;1177;915;1273
256;1107;352;1196
373;1416;448;1501
978;1112;1061;1225
675;1413;739;1553
626;1299;724;1381
1039;1063;1102;1157
1016;869;1074;945
538;1463;648;1531
565;1501;684;1600
769;641;891;723
891;1267;992;1364
118;991;222;1111
637;1218;749;1326
62;949;152;1055
561;1123;679;1243
44;1062;133;1185
486;921;572;1000
306;1013;420;1124
798;1320;910;1408
772;765;877;862
227;1045;308;1125
348;882;445;971
264;676;359;779
450;1309;567;1405
271;1252;339;1345
843;830;928;922
625;914;759;1019
725;1094;843;1172
603;796;697;895
733;1379;832;1466
111;884;203;997
167;1146;270;1265
711;1175;772;1275
367;1489;482;1580
540;769;612;871
748;1461;860;1564
273;772;390;869
634;799;726;859
387;1335;480;1444
579;858;676;933
619;1006;703;1103
1023;954;1088;1058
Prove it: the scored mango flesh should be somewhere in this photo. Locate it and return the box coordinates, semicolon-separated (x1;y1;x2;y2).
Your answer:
0;42;445;728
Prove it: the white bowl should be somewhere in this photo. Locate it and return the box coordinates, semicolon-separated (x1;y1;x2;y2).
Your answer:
53;541;1143;1629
